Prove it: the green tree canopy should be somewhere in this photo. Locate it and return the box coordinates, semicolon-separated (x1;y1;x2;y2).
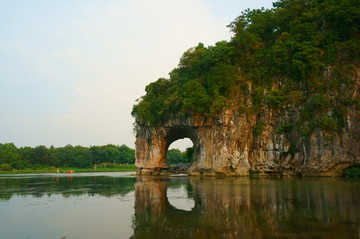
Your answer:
132;0;360;132
0;143;135;170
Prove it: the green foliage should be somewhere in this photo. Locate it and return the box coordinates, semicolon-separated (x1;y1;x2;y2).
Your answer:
0;143;22;169
302;94;332;123
96;164;136;170
315;116;338;131
0;143;135;170
0;164;12;171
308;94;331;112
300;93;348;132
266;89;288;109
263;89;304;110
251;87;265;112
276;123;292;133
132;41;239;125
132;0;360;128
344;166;360;178
167;149;186;164
253;121;265;137
185;147;194;163
181;80;211;114
249;170;260;175
288;145;300;155
166;147;194;164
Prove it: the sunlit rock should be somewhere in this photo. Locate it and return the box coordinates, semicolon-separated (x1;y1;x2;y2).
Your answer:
134;75;360;176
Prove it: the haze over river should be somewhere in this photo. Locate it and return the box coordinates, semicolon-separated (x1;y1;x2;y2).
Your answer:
0;172;359;239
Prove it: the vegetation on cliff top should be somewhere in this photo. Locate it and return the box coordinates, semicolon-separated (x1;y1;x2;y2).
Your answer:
132;0;360;131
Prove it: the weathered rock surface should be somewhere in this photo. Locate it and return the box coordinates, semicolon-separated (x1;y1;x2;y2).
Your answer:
135;74;360;176
169;163;192;174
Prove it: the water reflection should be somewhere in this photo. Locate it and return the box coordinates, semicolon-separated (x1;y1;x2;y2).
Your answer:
0;172;137;239
132;176;360;239
0;173;136;201
1;174;360;239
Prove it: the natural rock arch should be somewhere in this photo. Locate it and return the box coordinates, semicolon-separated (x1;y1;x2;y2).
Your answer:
134;125;203;175
134;104;360;176
134;112;252;176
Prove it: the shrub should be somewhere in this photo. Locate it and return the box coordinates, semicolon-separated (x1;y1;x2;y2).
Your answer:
316;116;338;131
253;121;265;137
251;88;265;112
266;89;287;109
276;123;292;133
344;166;360;178
249;170;260;175
0;164;12;171
308;94;331;112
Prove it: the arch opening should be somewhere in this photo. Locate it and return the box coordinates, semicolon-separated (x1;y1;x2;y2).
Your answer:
165;127;198;148
167;138;194;165
164;127;200;172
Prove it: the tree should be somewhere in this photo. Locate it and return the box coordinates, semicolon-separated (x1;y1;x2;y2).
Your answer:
132;0;359;133
0;143;22;170
185;147;194;163
167;149;186;164
30;145;50;167
118;145;135;164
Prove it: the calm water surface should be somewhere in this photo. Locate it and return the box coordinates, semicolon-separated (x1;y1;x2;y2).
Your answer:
0;172;359;239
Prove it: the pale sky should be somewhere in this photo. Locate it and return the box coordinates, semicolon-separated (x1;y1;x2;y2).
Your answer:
0;0;274;150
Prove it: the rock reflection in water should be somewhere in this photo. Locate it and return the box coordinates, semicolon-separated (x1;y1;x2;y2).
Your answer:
131;177;360;239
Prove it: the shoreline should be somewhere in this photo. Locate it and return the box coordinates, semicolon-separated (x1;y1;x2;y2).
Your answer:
0;168;136;174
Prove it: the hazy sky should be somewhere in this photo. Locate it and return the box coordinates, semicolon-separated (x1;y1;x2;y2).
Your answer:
0;0;274;149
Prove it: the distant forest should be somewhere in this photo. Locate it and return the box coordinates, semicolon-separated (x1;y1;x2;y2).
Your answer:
0;143;191;170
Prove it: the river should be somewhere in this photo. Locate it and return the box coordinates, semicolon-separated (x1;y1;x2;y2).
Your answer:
0;172;359;239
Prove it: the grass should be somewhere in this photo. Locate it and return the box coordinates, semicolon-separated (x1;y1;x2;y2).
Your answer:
0;164;137;174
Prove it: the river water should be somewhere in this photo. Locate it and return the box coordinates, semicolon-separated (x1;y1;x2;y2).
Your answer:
0;172;359;239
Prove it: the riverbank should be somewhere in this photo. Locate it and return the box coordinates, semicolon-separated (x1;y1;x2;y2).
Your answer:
0;165;137;174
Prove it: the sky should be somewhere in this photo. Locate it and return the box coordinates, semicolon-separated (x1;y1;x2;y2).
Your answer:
0;0;274;150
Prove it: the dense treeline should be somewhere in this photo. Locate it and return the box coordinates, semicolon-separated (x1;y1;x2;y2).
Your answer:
0;143;192;170
167;147;194;164
132;0;360;134
0;143;135;170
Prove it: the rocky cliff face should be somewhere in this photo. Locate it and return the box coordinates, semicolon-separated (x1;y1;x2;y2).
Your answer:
249;106;360;176
135;73;360;176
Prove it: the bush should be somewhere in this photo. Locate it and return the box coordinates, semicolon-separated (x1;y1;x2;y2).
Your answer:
276;123;292;133
308;94;331;112
0;164;12;171
253;121;265;137
316;116;338;131
249;170;260;175
266;89;287;109
344;166;360;178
